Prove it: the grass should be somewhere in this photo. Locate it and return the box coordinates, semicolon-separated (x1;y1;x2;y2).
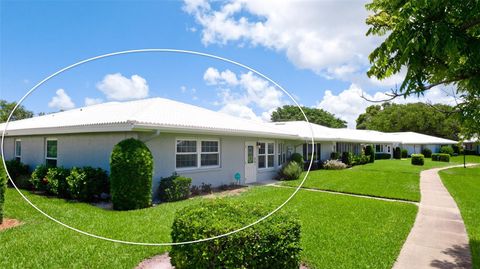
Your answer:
0;185;417;269
282;156;480;202
440;165;480;269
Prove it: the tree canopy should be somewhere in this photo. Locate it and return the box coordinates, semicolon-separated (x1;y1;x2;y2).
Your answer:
366;0;480;139
0;100;34;123
271;105;347;128
356;102;461;140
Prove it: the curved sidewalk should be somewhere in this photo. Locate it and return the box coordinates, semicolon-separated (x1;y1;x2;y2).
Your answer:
393;165;473;269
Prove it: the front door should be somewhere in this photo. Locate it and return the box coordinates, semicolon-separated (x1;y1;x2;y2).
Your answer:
245;141;257;183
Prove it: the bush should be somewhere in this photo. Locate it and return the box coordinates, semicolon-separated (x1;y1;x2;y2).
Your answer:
432;153;450;162
440;145;454;156
323;159;347;170
401;149;408;158
0;163;6;224
353;154;370;165
411;154;425;166
365;145;375;163
110;138;153;210
330;152;340;160
201;183;212;194
341;152;354;166
289;153;304;168
190;185;201;196
66;167;109;202
375;153;391;160
452;144;460;154
278;161;303;180
393;147;402;159
44;167;71;197
159;173;192;202
170;201;301;269
5;159;29;181
421;148;432;158
30;165;49;192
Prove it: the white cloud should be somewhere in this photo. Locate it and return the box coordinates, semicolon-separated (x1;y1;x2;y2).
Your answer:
316;84;458;128
203;67;286;120
84;97;103;106
96;73;149;101
184;0;380;80
180;85;187;93
48;89;75;110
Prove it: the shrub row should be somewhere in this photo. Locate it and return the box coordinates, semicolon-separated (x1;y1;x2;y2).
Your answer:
30;165;109;201
411;154;425;166
421;148;432;158
432;153;450;162
170;200;301;269
159;173;192;202
375;153;391;160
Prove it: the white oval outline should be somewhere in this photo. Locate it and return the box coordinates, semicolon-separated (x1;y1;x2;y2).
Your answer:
1;49;316;246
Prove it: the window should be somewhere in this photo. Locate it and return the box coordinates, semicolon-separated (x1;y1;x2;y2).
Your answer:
258;142;274;169
375;144;384;153
175;139;220;169
303;143;321;161
278;143;286;166
14;139;21;162
45;138;57;167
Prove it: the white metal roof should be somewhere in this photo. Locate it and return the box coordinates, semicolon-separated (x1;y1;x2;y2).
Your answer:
388;132;458;145
1;98;298;139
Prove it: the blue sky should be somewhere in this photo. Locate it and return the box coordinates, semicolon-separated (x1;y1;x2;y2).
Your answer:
0;0;455;128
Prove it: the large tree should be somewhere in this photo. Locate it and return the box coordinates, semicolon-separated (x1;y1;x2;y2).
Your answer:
271;105;347;128
356;102;462;140
0;100;34;123
365;0;480;139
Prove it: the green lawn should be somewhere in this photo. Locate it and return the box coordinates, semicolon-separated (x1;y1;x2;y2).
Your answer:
440;166;480;269
0;186;417;269
282;156;480;202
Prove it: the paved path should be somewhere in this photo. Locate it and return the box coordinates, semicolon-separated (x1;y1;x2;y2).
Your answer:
393;165;474;269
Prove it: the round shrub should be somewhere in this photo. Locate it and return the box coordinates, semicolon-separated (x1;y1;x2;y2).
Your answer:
67;167;109;202
289;153;304;168
440;145;454;156
411;154;425;166
421;148;432;158
110;138;153;210
45;167;71;198
365;145;375;163
170;200;301;269
159;173;192;202
30;164;49;192
401;149;408;158
393;147;402;159
278;161;302;180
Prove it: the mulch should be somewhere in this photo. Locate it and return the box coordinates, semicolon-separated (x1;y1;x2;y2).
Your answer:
0;218;23;231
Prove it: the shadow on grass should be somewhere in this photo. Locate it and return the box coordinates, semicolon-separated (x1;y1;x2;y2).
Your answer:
430;244;472;269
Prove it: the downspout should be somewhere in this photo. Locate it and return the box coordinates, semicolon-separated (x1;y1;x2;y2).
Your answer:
140;130;161;143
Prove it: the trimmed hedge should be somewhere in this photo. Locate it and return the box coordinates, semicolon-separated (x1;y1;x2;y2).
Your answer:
353;154;370;165
66;167;109;202
421;148;432;158
289;153;304;168
45;167;71;198
110;138;153;210
159;173;192;202
440;145;454;156
375;153;391;160
341;152;354;166
432;153;450;162
30;165;49;192
170;201;301;269
0;162;6;224
411;154;425;166
401;149;408;158
278;161;303;180
365;145;375;163
393;147;401;159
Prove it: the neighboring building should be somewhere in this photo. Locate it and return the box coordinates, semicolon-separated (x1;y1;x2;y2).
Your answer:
463;137;480;154
1;98;458;198
388;132;457;155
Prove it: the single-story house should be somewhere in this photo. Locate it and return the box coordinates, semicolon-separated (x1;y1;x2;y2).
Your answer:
463;137;480;154
1;97;457;198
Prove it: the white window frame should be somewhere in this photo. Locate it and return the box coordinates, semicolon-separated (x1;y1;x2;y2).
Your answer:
258;141;275;169
375;144;384;153
45;138;58;167
175;138;220;170
14;139;21;161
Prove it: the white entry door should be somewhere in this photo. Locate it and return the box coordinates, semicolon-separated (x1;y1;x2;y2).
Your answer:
245;141;257;183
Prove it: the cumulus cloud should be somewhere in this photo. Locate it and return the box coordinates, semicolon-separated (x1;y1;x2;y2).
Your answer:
317;84;458;128
48;89;75;110
96;73;149;101
84;97;103;106
184;0;380;80
203;67;286;121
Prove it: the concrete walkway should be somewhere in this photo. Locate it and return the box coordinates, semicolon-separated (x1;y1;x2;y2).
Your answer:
393;165;473;269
